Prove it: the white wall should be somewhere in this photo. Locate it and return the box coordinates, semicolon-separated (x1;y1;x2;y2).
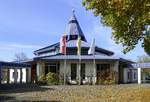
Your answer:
123;68;138;83
9;68;29;83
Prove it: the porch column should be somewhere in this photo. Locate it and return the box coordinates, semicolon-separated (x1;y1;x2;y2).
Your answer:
138;68;141;84
28;68;31;83
78;63;81;85
36;62;44;81
14;68;17;83
93;61;96;85
7;68;10;84
20;68;22;83
114;61;119;84
37;63;40;80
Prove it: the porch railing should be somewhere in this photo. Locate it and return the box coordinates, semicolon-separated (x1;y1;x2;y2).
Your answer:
66;75;95;85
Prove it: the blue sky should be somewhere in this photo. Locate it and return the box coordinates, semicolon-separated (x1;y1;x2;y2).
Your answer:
0;0;146;61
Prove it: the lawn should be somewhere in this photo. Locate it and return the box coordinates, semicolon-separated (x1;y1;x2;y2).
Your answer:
0;84;150;102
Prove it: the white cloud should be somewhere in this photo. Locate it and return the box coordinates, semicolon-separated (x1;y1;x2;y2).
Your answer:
0;42;42;61
0;42;42;51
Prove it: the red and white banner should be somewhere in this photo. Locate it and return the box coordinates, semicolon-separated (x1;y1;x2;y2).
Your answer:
60;35;66;54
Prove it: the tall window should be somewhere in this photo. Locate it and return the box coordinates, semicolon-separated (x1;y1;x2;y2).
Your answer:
96;64;110;81
127;71;130;80
71;63;77;80
45;63;58;74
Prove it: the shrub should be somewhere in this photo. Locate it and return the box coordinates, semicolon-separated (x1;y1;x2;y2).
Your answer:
46;72;59;85
37;74;47;85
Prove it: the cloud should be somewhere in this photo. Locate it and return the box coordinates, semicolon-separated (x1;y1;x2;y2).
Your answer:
0;42;42;51
0;42;43;61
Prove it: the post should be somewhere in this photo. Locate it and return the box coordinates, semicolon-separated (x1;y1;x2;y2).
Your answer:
78;56;81;85
7;68;10;84
20;68;22;83
28;68;31;83
93;55;96;85
26;68;28;83
138;68;141;84
14;68;17;83
114;61;119;84
64;59;66;85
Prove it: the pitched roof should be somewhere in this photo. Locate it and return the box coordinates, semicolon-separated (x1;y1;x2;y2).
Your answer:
34;40;114;56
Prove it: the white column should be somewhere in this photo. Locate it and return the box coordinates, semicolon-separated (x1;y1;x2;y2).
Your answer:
93;60;96;85
114;61;119;83
36;62;44;80
22;68;26;83
138;68;141;84
78;62;81;85
36;63;41;81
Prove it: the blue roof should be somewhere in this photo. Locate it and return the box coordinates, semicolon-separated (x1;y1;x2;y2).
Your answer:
34;55;119;61
132;63;150;68
0;61;31;68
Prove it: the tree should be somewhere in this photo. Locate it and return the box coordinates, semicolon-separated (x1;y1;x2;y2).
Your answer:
83;0;150;55
14;52;28;62
137;55;150;63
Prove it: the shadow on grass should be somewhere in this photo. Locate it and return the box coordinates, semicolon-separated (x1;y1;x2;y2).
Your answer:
0;95;62;102
0;84;55;94
0;95;16;101
15;101;61;102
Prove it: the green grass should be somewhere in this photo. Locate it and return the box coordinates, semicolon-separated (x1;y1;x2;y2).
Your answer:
1;84;150;102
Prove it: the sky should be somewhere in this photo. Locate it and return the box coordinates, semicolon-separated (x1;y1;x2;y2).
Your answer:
0;0;147;62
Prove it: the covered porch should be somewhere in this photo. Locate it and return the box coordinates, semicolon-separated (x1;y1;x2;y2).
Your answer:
0;61;31;84
35;55;121;85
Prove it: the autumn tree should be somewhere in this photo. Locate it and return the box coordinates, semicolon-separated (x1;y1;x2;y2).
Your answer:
83;0;150;55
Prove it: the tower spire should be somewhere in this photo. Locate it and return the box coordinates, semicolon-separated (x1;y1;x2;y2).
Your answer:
67;10;87;42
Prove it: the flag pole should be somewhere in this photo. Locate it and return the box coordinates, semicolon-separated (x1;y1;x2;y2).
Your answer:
77;36;81;85
93;53;96;85
64;36;66;85
63;21;69;85
93;38;96;85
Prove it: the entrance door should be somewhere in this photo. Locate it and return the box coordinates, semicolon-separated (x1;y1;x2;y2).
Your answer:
81;63;85;80
71;63;77;80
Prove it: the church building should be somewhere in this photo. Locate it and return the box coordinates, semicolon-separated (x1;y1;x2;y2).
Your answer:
32;11;136;85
